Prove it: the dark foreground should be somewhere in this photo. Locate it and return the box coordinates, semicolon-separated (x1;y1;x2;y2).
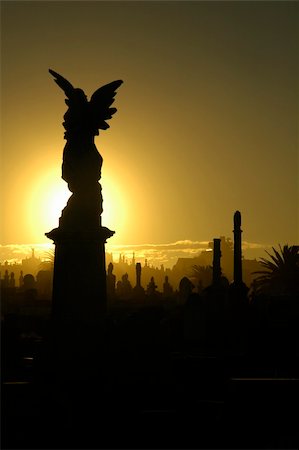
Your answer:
2;304;299;449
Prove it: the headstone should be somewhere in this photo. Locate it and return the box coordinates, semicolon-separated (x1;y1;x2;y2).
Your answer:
163;275;173;297
107;262;116;300
146;276;158;297
132;262;145;299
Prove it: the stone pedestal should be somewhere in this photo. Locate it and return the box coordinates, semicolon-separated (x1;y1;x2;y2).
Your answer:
46;227;114;321
45;226;114;380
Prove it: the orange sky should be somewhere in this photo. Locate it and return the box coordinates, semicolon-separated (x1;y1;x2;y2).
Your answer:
1;1;298;251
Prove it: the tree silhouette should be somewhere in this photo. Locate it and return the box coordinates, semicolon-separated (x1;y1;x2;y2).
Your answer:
39;249;55;271
253;244;299;296
190;265;213;290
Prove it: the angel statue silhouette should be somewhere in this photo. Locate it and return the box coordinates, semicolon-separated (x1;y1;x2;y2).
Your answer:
49;69;123;139
48;69;123;232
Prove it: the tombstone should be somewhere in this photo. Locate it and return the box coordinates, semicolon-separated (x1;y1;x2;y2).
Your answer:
9;272;15;288
183;293;206;349
3;270;9;289
36;270;53;298
1;270;16;314
23;274;36;290
146;276;158;297
106;262;116;300
118;273;132;299
132;262;145;299
201;280;229;355
116;280;123;298
23;273;38;302
163;275;173;297
178;277;194;303
19;270;24;288
135;262;142;288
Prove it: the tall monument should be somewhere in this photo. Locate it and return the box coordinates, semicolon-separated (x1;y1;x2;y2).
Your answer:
46;69;122;323
212;238;222;286
230;210;248;300
233;210;243;286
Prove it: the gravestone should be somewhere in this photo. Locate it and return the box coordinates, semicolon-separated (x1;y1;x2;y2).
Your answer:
106;262;116;300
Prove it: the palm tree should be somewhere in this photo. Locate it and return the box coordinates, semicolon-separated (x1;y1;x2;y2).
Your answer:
253;244;299;296
39;249;55;271
190;265;213;291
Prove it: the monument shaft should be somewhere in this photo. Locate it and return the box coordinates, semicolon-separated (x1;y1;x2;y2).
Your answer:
212;238;222;286
233;210;243;285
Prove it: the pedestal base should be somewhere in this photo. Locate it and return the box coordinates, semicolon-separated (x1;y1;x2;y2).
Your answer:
46;226;114;380
46;227;114;321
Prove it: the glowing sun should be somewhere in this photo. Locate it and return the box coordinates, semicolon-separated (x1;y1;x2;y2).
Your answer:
26;166;127;241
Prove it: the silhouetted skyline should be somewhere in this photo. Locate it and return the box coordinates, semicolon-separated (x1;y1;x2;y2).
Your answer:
1;1;298;248
0;238;277;269
2;225;299;449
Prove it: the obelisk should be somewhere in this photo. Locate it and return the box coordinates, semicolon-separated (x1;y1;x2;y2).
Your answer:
233;210;243;286
230;210;248;301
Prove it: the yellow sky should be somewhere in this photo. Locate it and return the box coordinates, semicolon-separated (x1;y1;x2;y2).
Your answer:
1;1;298;249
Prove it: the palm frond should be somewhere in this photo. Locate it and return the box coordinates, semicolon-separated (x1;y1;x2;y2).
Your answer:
252;244;299;295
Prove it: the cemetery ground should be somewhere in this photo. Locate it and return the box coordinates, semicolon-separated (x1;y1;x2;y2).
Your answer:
2;303;299;450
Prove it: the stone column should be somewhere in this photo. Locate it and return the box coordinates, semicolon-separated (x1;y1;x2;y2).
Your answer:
229;210;249;305
212;238;222;286
133;262;145;298
233;210;243;285
136;262;142;289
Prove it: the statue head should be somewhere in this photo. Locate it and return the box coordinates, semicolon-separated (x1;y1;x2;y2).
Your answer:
74;88;87;100
65;88;87;106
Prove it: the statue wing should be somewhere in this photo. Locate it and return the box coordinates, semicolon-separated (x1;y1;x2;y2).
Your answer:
49;69;75;98
90;80;123;130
